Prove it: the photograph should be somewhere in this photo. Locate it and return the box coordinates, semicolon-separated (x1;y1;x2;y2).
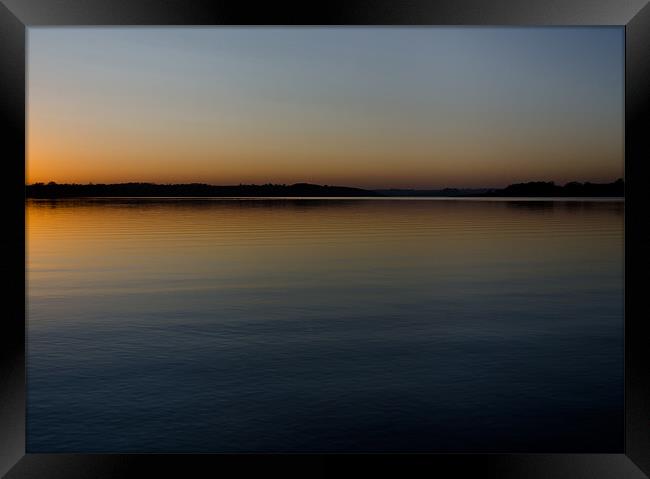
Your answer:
24;26;626;454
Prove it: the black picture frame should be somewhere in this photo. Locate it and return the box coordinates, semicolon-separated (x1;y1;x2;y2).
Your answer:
2;1;648;477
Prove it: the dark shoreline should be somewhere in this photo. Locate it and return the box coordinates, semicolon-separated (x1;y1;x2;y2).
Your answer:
26;179;624;199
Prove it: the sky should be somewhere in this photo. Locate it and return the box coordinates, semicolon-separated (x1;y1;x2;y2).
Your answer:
27;27;624;189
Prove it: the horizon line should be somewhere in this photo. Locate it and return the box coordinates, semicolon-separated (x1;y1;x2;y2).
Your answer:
26;178;624;191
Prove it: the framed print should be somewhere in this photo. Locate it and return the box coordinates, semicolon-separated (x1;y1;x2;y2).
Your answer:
1;0;649;477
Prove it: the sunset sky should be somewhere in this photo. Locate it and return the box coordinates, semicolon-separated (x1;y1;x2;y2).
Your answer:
27;27;623;189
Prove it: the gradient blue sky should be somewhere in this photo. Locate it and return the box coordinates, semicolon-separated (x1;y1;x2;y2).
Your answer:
28;27;624;188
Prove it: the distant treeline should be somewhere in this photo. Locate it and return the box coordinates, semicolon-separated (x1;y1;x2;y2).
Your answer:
26;179;624;198
480;179;624;197
379;180;624;197
26;182;381;198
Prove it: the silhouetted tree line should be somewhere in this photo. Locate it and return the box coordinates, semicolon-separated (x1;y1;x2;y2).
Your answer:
481;179;624;197
26;182;381;198
26;179;624;198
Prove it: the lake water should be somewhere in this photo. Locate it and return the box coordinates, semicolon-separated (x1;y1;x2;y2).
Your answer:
26;198;624;452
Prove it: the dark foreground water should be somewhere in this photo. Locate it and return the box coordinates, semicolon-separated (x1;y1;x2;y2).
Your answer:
27;198;624;452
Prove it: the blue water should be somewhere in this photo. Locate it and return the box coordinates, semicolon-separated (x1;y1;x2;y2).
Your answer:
26;198;624;452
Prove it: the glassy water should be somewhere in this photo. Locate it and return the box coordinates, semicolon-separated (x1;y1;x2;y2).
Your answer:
26;198;624;452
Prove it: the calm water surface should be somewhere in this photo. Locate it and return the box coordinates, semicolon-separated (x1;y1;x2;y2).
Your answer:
27;198;624;452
